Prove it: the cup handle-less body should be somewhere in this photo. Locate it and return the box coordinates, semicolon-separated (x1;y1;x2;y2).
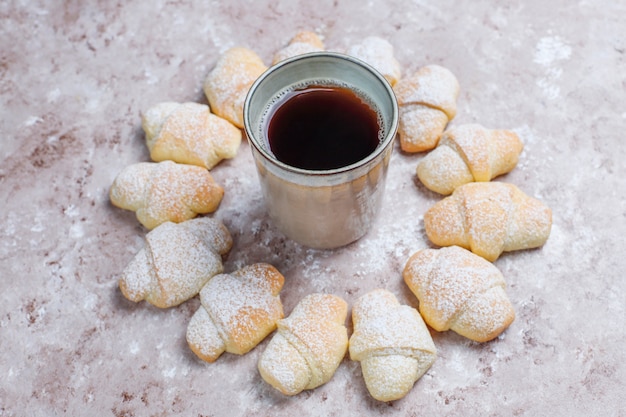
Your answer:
244;52;398;249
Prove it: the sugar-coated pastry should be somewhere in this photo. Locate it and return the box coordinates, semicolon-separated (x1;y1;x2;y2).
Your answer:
393;65;460;152
203;47;267;128
272;31;325;65
142;102;242;170
346;36;401;86
118;217;233;308
349;289;437;402
423;182;552;261
403;246;515;342
417;124;524;195
109;160;224;230
258;293;348;396
186;263;285;363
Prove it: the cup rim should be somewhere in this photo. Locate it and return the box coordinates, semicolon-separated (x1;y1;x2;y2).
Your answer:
243;51;399;177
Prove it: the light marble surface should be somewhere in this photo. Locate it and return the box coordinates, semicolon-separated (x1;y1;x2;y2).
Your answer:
1;1;625;416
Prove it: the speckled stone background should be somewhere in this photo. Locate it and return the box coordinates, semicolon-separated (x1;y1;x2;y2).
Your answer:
1;1;625;416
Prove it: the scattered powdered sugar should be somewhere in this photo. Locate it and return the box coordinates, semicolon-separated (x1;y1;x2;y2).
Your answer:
272;31;324;65
257;331;312;395
397;104;448;151
349;289;436;401
418;123;523;194
443;124;493;181
119;218;230;307
350;289;436;358
63;204;80;217
23;115;43;126
272;42;322;64
128;340;140;355
511;124;536;171
199;263;284;355
417;137;473;194
118;247;154;302
110;161;224;229
46;87;61;103
451;284;515;341
533;35;572;100
99;27;554;407
142;102;179;142
69;222;84;239
462;183;510;260
404;246;512;342
147;223;223;304
203;47;267;127
186;305;225;360
425;182;551;261
259;294;348;393
394;65;460;117
345;36;401;86
144;101;242;169
281;293;347;366
533;35;572;67
393;64;459;152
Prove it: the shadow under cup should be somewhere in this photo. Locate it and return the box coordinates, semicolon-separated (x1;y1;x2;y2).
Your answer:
244;52;399;249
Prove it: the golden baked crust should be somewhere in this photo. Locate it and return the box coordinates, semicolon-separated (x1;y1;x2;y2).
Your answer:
417;124;524;194
346;36;402;86
423;182;552;261
349;289;436;402
203;47;267;128
393;65;460;152
109;160;224;230
258;293;348;396
403;246;515;342
118;217;233;308
142;102;242;170
186;263;285;362
272;31;325;65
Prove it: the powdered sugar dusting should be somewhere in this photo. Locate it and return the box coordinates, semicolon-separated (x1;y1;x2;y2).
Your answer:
203;47;267;128
272;31;325;65
393;65;460;117
349;289;436;401
143;102;242;170
118;247;154;302
397;104;449;151
186;306;225;360
196;263;284;357
403;246;513;342
346;36;402;86
393;65;459;152
534;36;572;67
109;161;224;230
418;124;523;195
258;293;348;394
118;217;232;308
142;102;179;143
350;289;435;355
533;35;572;100
272;43;323;64
424;182;552;261
3;1;623;415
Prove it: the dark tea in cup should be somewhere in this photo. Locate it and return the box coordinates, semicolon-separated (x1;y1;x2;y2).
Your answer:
265;84;381;171
244;52;398;249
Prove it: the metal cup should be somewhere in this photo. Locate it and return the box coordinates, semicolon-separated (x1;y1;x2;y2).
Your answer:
243;52;398;249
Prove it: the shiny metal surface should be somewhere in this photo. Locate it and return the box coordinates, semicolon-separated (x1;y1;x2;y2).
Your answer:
244;53;398;248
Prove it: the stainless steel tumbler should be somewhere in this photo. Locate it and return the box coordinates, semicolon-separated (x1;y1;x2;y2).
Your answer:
244;52;398;249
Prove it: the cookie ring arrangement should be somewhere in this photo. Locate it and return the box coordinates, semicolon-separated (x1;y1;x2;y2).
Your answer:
109;31;552;402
